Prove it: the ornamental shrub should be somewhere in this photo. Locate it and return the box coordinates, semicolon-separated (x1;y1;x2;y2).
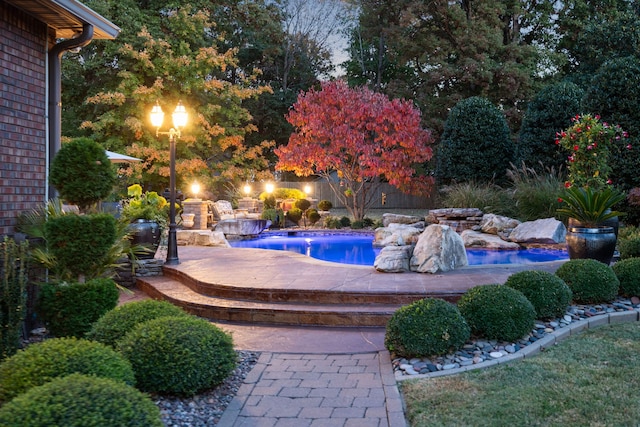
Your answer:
44;213;117;281
457;284;536;342
517;81;584;171
49;137;116;211
0;237;29;361
0;337;134;403
612;258;640;297
385;298;470;358
317;200;333;211
339;216;351;228
324;216;342;229
86;299;191;348
295;198;311;211
504;270;572;319
436;97;515;185
305;208;321;225
555;259;619;303
618;236;640;260
286;207;303;224
37;278;119;338
0;373;163;427
117;316;236;396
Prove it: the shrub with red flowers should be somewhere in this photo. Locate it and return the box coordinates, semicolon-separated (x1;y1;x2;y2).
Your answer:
555;114;629;190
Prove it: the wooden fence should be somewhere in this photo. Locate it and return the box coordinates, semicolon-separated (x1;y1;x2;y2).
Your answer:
276;181;436;210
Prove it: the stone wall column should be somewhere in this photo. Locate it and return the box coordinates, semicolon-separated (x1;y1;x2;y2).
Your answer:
183;200;209;230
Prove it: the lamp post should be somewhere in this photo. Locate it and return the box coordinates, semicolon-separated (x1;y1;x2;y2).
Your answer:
150;101;188;265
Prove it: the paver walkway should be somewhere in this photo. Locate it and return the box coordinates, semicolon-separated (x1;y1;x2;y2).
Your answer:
218;351;404;427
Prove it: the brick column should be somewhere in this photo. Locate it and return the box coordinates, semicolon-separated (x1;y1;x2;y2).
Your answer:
183;200;209;230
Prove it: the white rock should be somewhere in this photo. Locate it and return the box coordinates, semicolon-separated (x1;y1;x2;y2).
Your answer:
410;224;468;273
489;352;504;359
509;218;567;244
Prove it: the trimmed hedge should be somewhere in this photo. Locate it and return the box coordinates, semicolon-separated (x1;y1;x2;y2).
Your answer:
0;337;134;403
86;299;191;347
117;316;236;396
457;284;536;342
0;373;163;427
385;298;470;358
555;259;619;303
612;258;640;297
505;270;573;319
37;278;119;338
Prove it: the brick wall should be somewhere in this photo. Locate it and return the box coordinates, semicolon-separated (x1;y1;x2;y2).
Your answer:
0;1;48;237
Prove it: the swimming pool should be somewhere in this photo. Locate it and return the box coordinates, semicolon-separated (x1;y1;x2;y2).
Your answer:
228;233;568;266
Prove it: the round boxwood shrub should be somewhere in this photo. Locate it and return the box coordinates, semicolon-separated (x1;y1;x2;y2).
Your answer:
504;270;573;319
619;236;640;260
305;208;321;224
385;298;470;358
117;316;236;395
294;198;311;211
457;284;536;342
317;200;332;211
86;299;191;347
49;137;116;211
37;278;119;337
555;259;620;304
0;337;134;403
0;373;163;427
286;207;303;224
612;258;640;297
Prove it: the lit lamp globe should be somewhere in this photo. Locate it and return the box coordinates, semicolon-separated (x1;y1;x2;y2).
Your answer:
190;182;201;201
243;184;252;199
265;183;274;194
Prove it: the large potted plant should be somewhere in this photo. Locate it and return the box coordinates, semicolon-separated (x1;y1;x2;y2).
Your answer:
121;184;169;259
556;114;629;263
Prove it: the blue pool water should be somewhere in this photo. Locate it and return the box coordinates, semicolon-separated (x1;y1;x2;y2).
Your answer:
229;233;568;266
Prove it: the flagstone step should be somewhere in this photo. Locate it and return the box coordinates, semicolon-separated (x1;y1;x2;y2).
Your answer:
136;275;405;327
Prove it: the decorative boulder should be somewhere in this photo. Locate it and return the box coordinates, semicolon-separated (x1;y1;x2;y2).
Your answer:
460;230;521;250
176;230;230;247
373;224;423;247
382;213;424;227
374;246;414;272
509;218;567;244
410;224;468;273
480;214;521;238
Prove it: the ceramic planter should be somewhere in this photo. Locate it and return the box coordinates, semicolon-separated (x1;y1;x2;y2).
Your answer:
566;226;617;265
127;219;161;259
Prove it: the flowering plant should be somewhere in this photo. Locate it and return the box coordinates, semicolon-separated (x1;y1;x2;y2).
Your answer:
555;114;629;189
120;184;169;230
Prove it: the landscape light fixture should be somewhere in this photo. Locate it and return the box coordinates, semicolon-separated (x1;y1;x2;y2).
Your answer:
150;100;188;265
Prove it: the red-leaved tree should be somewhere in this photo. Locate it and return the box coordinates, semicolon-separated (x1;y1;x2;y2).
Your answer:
275;80;434;220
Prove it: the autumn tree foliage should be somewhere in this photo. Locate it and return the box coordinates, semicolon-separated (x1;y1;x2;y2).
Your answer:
275;81;434;220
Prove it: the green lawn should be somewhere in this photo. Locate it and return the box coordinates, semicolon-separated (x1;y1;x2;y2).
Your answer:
401;322;640;426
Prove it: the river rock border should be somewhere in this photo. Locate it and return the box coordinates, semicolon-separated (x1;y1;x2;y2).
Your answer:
393;298;640;381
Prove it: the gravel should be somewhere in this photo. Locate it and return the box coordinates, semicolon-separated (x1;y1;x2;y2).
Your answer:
153;350;260;427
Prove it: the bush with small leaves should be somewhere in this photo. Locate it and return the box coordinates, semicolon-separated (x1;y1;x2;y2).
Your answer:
555;259;619;304
612;258;640;297
504;270;573;319
305;208;321;224
117;316;236;396
339;216;351;227
0;337;134;403
86;299;191;347
37;278;119;337
286;207;303;224
385;298;470;358
0;373;163;427
457;284;536;342
324;216;342;229
294;198;311;211
318;200;333;211
618;236;640;260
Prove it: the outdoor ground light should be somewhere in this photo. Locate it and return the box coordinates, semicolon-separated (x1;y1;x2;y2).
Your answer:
150;100;188;265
